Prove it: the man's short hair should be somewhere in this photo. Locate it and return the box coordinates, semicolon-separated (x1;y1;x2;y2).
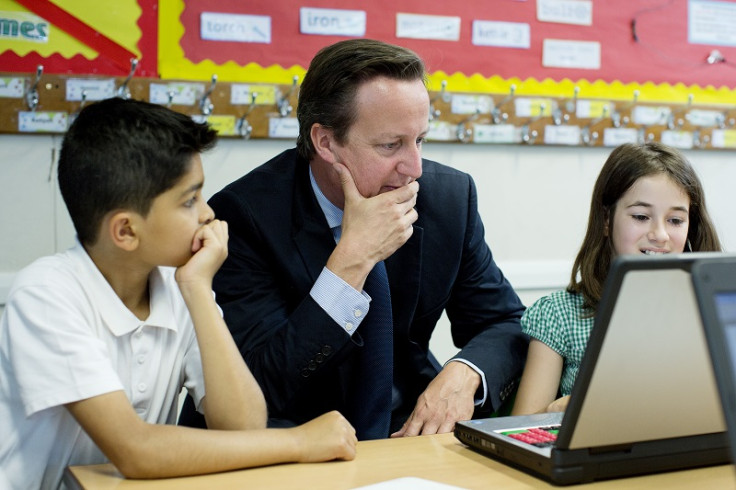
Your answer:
58;98;217;245
296;39;427;162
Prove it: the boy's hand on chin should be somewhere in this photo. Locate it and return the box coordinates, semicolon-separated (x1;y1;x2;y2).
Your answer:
176;219;229;286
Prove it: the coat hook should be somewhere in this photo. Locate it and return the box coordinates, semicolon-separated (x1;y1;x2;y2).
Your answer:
553;87;578;125
716;112;735;129
429;80;448;121
200;74;218;116
116;58;139;99
237;92;258;139
25;64;43;112
581;106;609;146
491;84;516;124
693;129;710;149
612;89;638;128
521;102;545;144
456;108;481;143
75;90;88;114
637;126;655;144
667;93;693;130
278;76;298;117
552;107;569;126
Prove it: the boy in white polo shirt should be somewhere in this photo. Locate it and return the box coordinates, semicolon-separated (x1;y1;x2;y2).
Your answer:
0;98;356;490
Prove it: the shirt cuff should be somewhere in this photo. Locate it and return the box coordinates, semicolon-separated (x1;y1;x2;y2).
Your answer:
310;267;370;336
445;358;487;406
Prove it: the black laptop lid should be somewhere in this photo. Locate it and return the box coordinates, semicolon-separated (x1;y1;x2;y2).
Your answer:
556;254;726;450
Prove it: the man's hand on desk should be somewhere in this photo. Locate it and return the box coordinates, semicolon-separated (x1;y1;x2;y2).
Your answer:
291;410;358;462
391;361;479;437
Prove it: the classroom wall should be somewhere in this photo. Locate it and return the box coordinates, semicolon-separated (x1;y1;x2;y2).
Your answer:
2;134;736;362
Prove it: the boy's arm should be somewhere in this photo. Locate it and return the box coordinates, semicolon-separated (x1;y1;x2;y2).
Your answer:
175;219;266;430
66;392;356;479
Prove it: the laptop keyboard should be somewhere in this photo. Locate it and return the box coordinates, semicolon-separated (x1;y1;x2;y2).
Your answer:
502;426;559;448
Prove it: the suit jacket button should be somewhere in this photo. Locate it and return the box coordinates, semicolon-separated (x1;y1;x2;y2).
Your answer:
308;360;317;371
315;353;325;363
300;368;310;378
321;345;333;356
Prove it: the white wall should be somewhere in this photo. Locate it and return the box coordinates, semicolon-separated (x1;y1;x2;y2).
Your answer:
2;134;736;362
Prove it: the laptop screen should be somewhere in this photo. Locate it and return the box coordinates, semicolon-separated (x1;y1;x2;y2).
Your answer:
715;293;736;376
690;255;736;463
559;256;726;450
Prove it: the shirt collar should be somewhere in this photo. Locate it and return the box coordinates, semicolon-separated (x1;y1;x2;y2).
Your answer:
70;238;178;336
309;164;343;230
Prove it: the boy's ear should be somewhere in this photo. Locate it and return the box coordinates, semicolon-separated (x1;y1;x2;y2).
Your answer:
107;211;139;252
311;123;339;164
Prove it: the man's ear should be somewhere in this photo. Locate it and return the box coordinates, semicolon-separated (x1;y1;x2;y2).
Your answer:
107;211;139;252
311;123;339;164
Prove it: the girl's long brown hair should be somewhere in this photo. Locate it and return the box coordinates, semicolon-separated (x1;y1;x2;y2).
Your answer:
568;142;722;312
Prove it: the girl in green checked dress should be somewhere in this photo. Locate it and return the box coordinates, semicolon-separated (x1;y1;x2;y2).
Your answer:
512;142;722;415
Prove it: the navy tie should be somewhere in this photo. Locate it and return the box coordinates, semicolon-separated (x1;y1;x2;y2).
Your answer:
349;260;394;440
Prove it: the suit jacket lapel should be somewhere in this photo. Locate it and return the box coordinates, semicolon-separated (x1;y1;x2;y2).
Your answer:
292;161;336;286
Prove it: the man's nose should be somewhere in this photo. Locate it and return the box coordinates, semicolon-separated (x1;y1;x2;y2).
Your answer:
399;145;423;180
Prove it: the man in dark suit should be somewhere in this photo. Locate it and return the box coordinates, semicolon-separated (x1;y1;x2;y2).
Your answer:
180;39;527;439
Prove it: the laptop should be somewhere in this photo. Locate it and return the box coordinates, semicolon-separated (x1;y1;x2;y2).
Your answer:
691;254;736;462
454;254;729;485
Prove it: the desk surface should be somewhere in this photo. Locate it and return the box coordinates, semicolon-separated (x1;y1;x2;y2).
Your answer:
65;432;735;489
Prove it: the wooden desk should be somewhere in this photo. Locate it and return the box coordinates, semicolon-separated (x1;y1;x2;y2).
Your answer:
65;433;735;489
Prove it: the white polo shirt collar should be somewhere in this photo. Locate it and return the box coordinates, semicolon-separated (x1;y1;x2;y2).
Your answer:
70;239;178;336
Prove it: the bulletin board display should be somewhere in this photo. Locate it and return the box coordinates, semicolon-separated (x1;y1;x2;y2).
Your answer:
4;0;736;151
159;0;736;105
0;0;157;77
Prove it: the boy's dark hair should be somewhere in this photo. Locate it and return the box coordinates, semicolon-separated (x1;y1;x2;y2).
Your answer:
58;98;217;245
569;141;722;312
296;39;427;162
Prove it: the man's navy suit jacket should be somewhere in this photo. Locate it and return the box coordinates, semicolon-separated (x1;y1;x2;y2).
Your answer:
180;149;527;431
